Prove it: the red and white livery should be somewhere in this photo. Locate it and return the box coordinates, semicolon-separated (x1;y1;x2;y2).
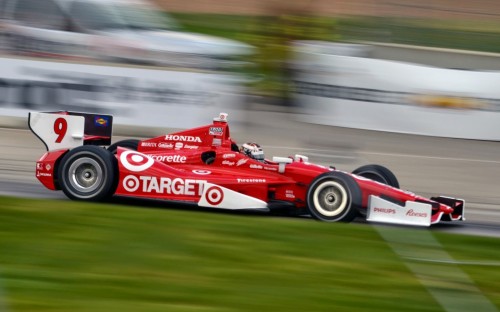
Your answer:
29;111;465;227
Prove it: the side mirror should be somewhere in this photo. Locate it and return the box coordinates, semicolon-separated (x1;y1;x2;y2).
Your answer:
272;156;293;173
294;154;309;162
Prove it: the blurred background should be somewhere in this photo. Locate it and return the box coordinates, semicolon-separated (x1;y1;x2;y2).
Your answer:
2;0;500;109
1;0;500;311
2;0;500;140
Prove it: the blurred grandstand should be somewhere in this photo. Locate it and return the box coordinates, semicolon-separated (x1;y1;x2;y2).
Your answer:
144;0;500;98
0;0;254;71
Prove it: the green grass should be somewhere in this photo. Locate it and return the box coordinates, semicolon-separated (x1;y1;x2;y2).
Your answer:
335;16;500;53
0;196;499;311
172;13;500;53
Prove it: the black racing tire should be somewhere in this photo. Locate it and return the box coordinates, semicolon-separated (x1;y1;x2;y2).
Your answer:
306;171;362;222
107;139;139;154
352;164;399;188
58;146;117;201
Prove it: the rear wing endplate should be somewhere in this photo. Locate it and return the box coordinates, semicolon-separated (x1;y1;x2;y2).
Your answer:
28;111;113;151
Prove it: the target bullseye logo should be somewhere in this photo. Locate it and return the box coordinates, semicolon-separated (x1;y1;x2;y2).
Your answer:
192;170;211;175
123;175;140;192
206;186;224;206
120;150;154;172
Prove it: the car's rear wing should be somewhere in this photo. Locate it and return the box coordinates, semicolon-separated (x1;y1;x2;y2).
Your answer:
28;111;113;151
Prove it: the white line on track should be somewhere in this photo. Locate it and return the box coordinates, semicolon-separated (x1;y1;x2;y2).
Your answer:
269;146;500;164
467;210;500;217
363;151;500;164
301;152;356;160
268;146;348;153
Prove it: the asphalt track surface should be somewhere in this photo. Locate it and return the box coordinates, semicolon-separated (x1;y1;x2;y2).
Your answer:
1;107;500;237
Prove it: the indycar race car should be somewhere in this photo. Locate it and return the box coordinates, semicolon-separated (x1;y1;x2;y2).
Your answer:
28;111;465;226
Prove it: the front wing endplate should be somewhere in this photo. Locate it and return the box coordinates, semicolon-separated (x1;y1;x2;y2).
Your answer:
367;196;432;227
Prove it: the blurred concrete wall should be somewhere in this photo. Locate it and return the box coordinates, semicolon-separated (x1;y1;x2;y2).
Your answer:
154;0;500;19
369;43;500;70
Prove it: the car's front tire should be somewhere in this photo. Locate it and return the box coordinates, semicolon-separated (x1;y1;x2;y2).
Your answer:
352;164;399;188
58;146;117;201
306;172;362;222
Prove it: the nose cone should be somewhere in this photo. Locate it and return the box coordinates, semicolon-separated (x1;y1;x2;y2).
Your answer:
439;203;454;214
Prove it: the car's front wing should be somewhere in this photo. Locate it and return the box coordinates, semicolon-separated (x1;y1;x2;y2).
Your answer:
367;195;465;226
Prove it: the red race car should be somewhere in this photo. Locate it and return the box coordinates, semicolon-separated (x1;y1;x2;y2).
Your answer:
28;111;464;226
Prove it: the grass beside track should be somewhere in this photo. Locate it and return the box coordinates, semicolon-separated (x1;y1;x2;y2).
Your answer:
0;196;499;311
172;13;500;53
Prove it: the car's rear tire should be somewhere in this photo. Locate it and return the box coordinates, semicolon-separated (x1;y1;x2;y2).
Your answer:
107;139;139;154
58;146;117;201
306;172;362;222
352;164;399;188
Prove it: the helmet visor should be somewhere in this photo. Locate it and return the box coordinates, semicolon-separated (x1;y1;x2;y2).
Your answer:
252;150;265;161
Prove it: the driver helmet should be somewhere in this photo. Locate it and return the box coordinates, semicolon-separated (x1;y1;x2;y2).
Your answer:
240;142;265;162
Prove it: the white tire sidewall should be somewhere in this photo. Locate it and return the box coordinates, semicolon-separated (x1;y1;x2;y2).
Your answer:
312;180;348;217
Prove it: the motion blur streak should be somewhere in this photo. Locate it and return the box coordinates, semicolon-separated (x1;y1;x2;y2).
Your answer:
376;226;498;312
0;276;11;312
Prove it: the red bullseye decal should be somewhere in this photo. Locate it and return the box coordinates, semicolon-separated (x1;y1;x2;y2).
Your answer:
192;170;211;175
120;150;154;172
123;175;140;192
206;186;224;206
